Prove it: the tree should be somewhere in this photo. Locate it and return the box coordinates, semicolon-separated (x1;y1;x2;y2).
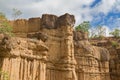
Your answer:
89;27;98;38
110;29;120;38
97;26;106;37
75;21;91;33
0;12;13;36
0;12;6;19
12;8;22;20
89;26;106;38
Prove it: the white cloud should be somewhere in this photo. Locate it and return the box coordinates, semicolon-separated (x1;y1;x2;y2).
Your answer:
0;0;120;27
92;0;116;15
114;0;120;12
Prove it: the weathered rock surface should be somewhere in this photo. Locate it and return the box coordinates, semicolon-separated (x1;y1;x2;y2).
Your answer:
41;13;77;80
90;38;120;80
74;31;88;40
0;13;118;80
0;34;48;80
41;14;58;29
27;32;48;42
74;31;110;80
1;13;77;80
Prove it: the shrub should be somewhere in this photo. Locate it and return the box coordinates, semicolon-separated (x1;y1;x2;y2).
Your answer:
0;70;9;80
0;12;13;36
0;22;13;36
110;29;120;38
111;41;119;48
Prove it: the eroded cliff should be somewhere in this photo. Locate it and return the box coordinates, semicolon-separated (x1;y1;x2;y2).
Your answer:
74;31;110;80
0;13;118;80
90;37;120;80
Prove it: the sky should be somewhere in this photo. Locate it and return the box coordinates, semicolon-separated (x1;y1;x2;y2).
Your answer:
0;0;120;35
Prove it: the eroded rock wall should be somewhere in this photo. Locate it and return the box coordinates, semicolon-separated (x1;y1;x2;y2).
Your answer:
10;18;41;37
0;13;114;80
2;13;77;80
74;31;110;80
40;13;77;80
90;38;120;80
0;37;48;80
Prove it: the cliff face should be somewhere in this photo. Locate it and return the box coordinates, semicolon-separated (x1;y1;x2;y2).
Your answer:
90;38;120;80
0;37;48;80
2;13;77;80
40;13;77;80
0;13;117;80
74;31;110;80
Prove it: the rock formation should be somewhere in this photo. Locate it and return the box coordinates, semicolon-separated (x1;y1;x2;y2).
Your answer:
74;31;110;80
0;35;48;80
0;13;118;80
40;13;77;80
90;38;120;80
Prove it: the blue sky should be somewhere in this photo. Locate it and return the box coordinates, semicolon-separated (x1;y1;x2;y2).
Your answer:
90;0;120;29
0;0;120;32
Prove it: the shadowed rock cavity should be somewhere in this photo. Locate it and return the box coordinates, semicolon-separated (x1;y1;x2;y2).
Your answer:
27;32;48;42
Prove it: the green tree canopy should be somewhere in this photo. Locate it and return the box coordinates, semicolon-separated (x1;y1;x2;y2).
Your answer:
110;29;120;38
75;21;91;33
0;12;13;36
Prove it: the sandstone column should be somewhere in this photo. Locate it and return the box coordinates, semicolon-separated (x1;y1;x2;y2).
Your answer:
56;13;77;80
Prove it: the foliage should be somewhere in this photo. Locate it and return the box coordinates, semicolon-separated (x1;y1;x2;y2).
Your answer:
111;41;119;48
110;29;120;38
89;28;96;38
12;8;22;20
75;21;91;33
0;70;9;80
0;22;13;36
97;26;106;37
0;12;13;36
90;26;106;39
0;12;6;20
